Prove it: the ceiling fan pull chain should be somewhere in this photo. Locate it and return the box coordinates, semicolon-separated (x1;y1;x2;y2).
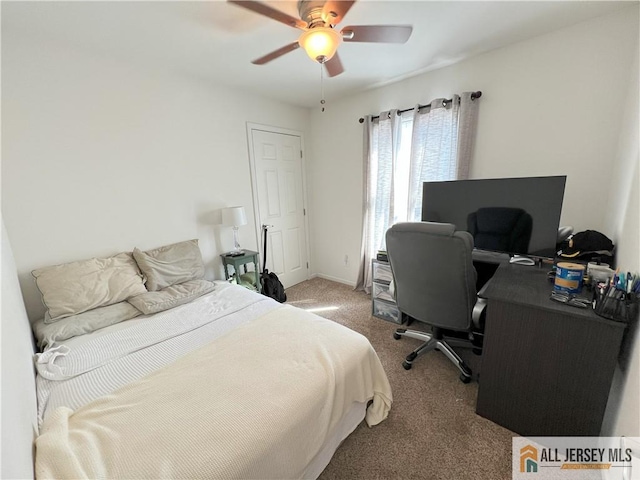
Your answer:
320;64;325;112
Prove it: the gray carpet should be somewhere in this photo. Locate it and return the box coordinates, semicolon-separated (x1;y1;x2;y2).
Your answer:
285;277;514;480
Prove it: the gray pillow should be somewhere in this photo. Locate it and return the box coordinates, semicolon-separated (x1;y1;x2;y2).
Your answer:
32;252;147;322
132;239;205;292
127;279;215;315
32;301;142;349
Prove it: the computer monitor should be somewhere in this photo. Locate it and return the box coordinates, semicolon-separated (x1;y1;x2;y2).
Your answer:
421;176;566;259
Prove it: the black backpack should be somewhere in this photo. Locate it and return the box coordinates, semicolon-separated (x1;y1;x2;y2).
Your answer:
260;225;287;303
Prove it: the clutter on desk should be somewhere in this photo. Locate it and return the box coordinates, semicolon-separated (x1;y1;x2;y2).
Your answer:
593;271;640;323
557;229;615;265
586;262;614;284
556;225;573;244
549;290;590;308
548;258;639;322
554;262;585;294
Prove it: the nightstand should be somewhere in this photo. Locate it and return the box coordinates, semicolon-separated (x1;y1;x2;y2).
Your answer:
220;250;260;292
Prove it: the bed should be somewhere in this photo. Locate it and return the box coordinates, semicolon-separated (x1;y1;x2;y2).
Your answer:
1;228;392;479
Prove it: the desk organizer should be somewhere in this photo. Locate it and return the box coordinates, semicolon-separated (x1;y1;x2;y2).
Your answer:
594;287;639;323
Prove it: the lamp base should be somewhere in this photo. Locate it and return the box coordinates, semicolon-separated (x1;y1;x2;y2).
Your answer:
228;226;245;256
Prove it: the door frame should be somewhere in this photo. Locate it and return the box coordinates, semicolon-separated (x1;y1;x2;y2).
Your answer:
246;122;311;282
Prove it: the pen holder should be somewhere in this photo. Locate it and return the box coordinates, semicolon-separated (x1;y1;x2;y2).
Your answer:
594;287;640;323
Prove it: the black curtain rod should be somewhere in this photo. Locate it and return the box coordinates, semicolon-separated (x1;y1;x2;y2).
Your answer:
358;91;482;124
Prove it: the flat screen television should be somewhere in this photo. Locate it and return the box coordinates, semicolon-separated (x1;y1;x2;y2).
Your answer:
421;176;566;259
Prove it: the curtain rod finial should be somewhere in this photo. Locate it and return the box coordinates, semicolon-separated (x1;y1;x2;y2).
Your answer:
359;117;365;123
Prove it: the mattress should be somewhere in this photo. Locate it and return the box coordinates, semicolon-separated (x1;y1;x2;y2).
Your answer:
34;283;392;479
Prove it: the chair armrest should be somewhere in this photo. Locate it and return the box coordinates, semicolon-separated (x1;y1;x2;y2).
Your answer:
472;276;493;330
472;297;487;330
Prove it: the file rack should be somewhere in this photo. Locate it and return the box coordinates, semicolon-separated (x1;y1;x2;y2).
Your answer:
371;259;404;324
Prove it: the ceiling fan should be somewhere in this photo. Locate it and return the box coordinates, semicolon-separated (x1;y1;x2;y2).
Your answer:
228;0;413;77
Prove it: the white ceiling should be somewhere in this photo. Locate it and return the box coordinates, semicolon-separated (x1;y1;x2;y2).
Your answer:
2;1;630;108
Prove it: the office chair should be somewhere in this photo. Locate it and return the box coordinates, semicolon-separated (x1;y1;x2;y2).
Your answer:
385;222;485;383
467;207;533;254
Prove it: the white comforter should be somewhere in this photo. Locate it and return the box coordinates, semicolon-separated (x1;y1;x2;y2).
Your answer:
34;284;392;479
35;283;275;425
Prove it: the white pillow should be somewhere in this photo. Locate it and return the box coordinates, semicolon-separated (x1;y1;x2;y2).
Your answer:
132;239;205;292
32;252;147;322
32;301;142;349
127;280;215;315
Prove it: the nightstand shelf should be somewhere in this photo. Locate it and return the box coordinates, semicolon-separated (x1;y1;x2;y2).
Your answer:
220;250;260;292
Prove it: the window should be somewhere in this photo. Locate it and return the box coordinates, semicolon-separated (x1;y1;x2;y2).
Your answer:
357;93;480;292
393;115;414;223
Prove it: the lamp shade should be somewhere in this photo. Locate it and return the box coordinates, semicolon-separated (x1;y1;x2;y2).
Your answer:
298;27;342;63
222;206;247;227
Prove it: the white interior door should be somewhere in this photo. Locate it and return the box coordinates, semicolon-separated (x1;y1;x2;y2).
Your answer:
249;126;309;289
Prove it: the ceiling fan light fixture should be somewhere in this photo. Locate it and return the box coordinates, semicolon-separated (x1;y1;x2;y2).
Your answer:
298;27;342;63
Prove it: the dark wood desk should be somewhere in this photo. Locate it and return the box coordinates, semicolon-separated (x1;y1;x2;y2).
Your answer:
476;263;626;436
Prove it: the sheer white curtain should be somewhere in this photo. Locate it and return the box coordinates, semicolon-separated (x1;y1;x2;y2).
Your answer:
355;110;400;293
456;92;480;180
356;93;480;292
406;93;479;221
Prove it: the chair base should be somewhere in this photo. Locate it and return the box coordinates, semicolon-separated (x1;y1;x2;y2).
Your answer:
394;328;473;383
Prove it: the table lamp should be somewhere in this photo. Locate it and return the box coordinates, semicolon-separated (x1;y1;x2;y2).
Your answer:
222;206;247;255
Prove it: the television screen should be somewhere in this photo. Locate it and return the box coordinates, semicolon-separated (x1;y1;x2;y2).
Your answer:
421;176;566;259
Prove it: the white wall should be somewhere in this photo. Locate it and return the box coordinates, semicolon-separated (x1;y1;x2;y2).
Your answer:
601;40;640;438
1;220;39;479
307;6;639;285
1;31;310;321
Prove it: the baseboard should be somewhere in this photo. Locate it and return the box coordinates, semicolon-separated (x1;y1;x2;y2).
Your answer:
311;273;357;288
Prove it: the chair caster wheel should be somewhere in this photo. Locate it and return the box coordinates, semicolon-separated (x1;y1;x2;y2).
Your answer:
393;332;401;340
402;361;412;370
460;373;471;384
406;352;417;362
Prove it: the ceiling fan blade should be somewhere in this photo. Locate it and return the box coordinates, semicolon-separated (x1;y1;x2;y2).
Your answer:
322;1;356;26
324;52;344;77
252;42;300;65
342;25;413;43
228;0;307;30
